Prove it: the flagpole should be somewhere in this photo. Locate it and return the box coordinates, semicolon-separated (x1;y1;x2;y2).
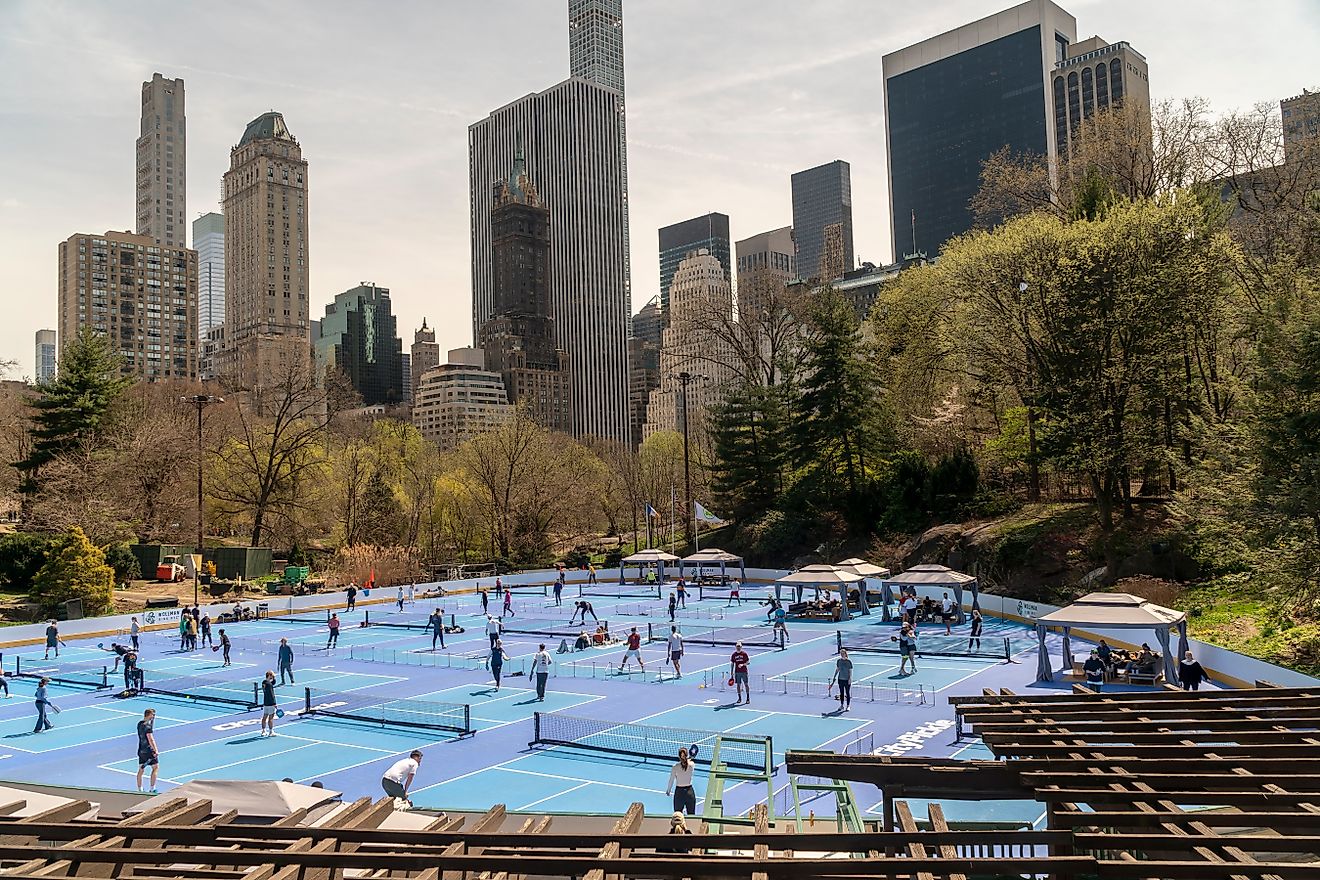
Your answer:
645;505;652;551
694;502;701;552
669;480;676;554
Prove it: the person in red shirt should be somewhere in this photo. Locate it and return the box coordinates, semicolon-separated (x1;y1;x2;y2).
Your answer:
730;642;751;705
619;626;645;673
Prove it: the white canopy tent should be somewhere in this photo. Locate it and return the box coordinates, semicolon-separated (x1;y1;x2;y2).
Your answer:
1033;592;1189;683
679;548;746;584
837;558;890;612
776;564;865;620
619;549;680;584
881;563;979;624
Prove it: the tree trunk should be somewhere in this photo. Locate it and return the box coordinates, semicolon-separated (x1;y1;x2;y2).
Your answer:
1026;405;1041;503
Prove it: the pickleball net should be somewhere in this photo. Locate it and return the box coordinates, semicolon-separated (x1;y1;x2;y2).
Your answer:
301;687;473;736
837;629;1011;661
650;623;786;650
11;656;110;689
530;711;772;772
363;610;457;631
578;583;662;600
141;671;260;709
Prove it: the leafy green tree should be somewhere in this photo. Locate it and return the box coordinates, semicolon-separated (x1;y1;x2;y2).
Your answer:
17;329;132;491
102;542;141;582
0;533;58;588
31;526;115;615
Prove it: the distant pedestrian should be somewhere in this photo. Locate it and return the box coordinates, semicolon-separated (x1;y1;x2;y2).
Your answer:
495;577;504;599
620;627;645;673
33;677;55;733
191;604;201;625
177;615;189;651
136;708;160;793
901;592;918;627
1179;651;1211;691
219;629;232;666
668;594;677;623
200;613;213;648
730;643;750;705
397;585;405;611
346;583;358;611
502;587;514;617
407;582;416;604
327;613;341;648
587;564;597;585
666;747;697;814
1083;649;1106;689
490;639;510;690
831;648;853;711
0;673;8;698
479;587;489;614
967;610;983;652
667;626;684;679
676;578;687;608
130;616;141;651
381;751;422;807
726;583;742;606
260;671;278;736
532;643;553;701
940;592;955;635
486;615;501;648
186;615;199;651
277;639;295;685
44;621;60;659
429;609;446;651
553;576;563;607
569;600;598;625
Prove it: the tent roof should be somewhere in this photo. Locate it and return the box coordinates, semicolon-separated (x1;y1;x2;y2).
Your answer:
836;558;891;577
884;563;977;585
124;780;342;820
1036;592;1187;628
777;564;862;584
682;548;743;564
621;549;679;563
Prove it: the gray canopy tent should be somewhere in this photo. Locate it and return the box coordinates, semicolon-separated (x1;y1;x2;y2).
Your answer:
837;558;890;611
776;565;865;620
679;548;746;584
881;564;979;624
619;549;679;584
1033;592;1189;684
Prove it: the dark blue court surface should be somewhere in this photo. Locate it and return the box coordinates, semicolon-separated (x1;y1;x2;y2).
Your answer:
0;585;1057;819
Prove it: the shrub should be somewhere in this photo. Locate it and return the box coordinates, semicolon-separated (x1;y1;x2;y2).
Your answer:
0;533;58;588
103;542;141;582
31;527;115;615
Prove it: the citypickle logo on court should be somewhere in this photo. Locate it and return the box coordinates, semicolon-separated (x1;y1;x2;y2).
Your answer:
873;719;953;756
211;700;347;730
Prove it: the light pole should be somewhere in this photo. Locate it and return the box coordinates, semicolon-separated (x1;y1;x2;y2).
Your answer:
674;371;705;549
182;394;223;607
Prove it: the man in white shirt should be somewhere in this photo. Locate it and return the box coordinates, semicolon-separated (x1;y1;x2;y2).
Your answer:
666;626;685;679
901;593;918;627
940;592;955;635
532;643;553;701
381;750;423;806
486;615;501;648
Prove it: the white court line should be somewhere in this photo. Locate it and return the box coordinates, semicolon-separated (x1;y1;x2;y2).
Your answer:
501;766;668;795
517;781;593;811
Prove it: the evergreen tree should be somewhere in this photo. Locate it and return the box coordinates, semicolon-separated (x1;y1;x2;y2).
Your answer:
792;288;888;512
31;526;115;615
17;329;132;490
709;383;794;521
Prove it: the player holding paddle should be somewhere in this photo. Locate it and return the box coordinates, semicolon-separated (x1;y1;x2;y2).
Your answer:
830;648;854;711
730;642;751;705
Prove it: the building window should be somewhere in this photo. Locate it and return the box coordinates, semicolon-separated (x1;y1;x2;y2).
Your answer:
1110;58;1124;104
1096;63;1109;110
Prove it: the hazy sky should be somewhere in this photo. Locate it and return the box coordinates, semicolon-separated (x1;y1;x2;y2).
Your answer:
1;0;1317;377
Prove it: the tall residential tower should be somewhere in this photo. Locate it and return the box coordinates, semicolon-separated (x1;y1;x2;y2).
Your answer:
193;212;225;339
220;111;310;388
136;74;186;247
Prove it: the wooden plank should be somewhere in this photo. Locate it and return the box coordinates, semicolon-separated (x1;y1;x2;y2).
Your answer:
925;804;967;880
751;803;770;880
583;803;644;880
894;801;935;880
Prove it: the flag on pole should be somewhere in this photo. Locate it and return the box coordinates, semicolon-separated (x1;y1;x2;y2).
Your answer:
694;501;725;526
645;502;660;519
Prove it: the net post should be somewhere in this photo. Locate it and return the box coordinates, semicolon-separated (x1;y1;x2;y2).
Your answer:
463;703;471;735
100;666;108;688
14;656;19;677
304;686;312;715
531;711;541;748
251;680;258;708
1002;636;1010;662
365;610;371;627
835;631;842;654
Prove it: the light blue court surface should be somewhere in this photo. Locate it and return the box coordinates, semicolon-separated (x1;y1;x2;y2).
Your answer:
0;591;1079;819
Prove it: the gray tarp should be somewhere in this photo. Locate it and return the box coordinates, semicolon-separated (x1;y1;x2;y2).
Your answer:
1036;625;1053;682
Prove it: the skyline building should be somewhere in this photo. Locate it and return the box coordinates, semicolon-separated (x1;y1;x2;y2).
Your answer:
883;0;1079;261
627;296;662;449
1282;89;1320;162
791;160;854;282
34;329;56;385
412;347;513;450
57;229;198;381
470;88;630;441
1052;37;1151;158
410;319;440;403
136;73;186;247
220;111;310;389
193;212;225;341
643;250;737;439
315;282;404;407
478;148;571;433
658;213;730;321
735;226;796;320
